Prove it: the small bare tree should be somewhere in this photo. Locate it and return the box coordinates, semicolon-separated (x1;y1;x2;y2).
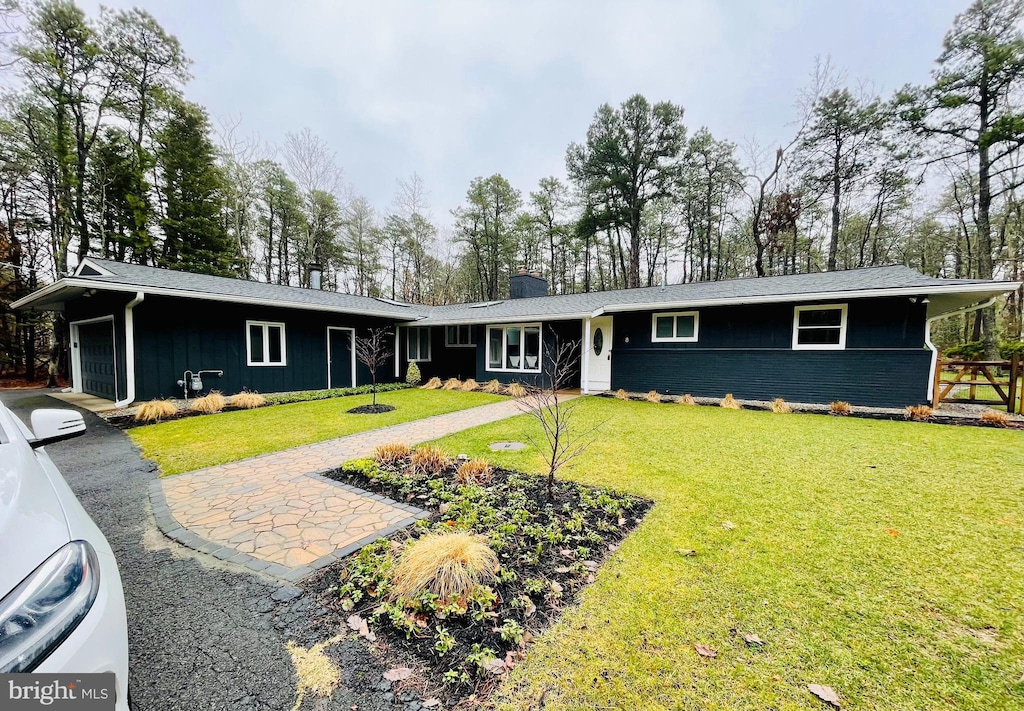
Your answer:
519;332;600;500
354;327;392;406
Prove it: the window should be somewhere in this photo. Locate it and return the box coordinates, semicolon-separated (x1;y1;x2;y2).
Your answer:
408;327;431;361
651;311;699;343
446;324;473;347
247;321;286;366
486;324;541;372
793;304;848;350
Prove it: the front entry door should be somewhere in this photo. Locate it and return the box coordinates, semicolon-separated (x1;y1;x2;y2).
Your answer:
587;317;613;392
327;327;353;389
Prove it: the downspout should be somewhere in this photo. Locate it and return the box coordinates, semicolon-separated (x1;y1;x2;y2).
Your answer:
114;291;144;408
924;296;996;402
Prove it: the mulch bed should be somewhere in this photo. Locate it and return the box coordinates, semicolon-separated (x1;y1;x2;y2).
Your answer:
104;405;256;430
347;404;397;414
321;457;651;705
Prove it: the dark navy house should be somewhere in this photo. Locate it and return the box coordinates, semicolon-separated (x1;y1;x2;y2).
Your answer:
13;258;1016;409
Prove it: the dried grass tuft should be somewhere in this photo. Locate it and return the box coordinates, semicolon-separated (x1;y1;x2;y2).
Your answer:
771;397;792;414
482;379;503;394
981;409;1012;426
905;404;934;421
459;379;479;391
645;390;663;403
135;399;178;422
455;458;493;485
190;391;226;414
720;393;741;409
505;382;527;398
411;445;451;477
442;378;462;390
829;400;851;416
231;391;266;409
614;389;630;400
422;376;442;390
374;442;412;466
390;531;499;603
678;393;696;406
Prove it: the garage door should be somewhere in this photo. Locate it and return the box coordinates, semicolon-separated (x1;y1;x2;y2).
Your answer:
77;320;117;400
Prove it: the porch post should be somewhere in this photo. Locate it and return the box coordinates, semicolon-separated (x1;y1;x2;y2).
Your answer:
581;317;591;394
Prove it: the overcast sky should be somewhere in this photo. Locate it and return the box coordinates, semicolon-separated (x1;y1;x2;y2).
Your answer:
77;0;968;222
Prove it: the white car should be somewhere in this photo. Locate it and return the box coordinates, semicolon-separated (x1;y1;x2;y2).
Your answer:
0;403;129;709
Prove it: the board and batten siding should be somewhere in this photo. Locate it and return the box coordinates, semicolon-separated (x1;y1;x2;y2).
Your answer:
395;325;479;382
610;297;932;408
65;291;132;402
474;320;583;388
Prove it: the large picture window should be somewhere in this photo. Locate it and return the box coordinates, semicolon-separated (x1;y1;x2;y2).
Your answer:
651;311;699;343
446;324;473;347
486;324;541;373
793;304;848;350
408;327;431;361
247;320;286;366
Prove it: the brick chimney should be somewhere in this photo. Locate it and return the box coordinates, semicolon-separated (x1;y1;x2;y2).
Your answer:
509;268;547;299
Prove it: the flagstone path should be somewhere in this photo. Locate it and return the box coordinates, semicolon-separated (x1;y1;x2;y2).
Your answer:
150;396;557;581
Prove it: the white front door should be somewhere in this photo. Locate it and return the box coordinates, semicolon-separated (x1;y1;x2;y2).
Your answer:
587;316;613;392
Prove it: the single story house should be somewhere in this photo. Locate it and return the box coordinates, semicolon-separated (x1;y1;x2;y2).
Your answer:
13;257;1018;409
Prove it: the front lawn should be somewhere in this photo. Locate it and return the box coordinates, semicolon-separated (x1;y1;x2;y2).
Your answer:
130;389;504;476
432;397;1023;711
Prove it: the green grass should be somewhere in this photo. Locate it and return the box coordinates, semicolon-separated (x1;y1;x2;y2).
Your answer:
432;397;1023;711
130;389;504;476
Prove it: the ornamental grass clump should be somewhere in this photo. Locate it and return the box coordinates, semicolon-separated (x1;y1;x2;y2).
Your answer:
678;393;696;405
460;379;479;391
905;404;934;421
720;393;741;409
645;390;663;403
981;409;1012;426
389;531;499;603
190;391;226;414
411;445;451;477
614;389;630;400
505;382;527;398
442;378;462;390
455;458;493;485
829;400;852;416
771;397;792;414
135;399;178;422
482;379;503;394
231;391;266;409
422;376;442;389
374;442;412;466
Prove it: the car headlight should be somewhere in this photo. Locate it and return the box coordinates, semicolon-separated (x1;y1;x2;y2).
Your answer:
0;540;101;673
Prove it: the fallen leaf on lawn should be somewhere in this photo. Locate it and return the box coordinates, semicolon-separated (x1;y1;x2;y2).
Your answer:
582;560;598;571
722;521;736;530
389;541;403;553
524;599;537;617
675;549;697;556
504;650;518;669
550;581;563;594
346;614;376;643
422;700;440;708
807;683;841;708
559;548;574;558
694;644;718;658
884;528;899;537
586;573;596;584
483;658;507;675
607;543;619;552
743;633;765;646
617;517;626;527
383;667;413;682
438;503;450;515
554;566;571;574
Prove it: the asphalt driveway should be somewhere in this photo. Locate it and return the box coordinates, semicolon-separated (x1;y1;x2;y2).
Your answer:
1;389;412;711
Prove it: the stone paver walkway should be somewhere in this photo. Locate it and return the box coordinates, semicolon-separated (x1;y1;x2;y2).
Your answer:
152;397;550;581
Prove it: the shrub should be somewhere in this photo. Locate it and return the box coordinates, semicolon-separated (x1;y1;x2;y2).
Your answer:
943;340;985;360
720;393;741;409
190;391;226;414
506;382;527;398
265;383;410;405
482;379;503;394
460;379;479;391
422;376;442;390
231;391;266;409
614;389;630;400
374;442;412;466
405;361;422;386
455;458;493;485
771;397;792;414
389;531;499;603
981;409;1012;426
645;390;662;403
829;400;851;416
411;445;451;477
678;393;696;405
1000;340;1024;359
135;399;178;422
905;404;934;421
442;378;462;390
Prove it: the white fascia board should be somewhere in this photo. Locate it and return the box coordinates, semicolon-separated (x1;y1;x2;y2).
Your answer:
406;313;592;327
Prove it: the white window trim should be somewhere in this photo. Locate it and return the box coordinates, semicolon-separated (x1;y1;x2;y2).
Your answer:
485;323;543;373
792;304;848;350
651;311;700;343
445;324;475;348
246;320;287;366
407;326;432;362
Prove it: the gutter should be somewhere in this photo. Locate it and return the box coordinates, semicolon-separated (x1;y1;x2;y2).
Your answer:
114;291;144;408
924;296;997;403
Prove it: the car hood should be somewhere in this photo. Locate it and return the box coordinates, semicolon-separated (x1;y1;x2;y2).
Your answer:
0;440;72;596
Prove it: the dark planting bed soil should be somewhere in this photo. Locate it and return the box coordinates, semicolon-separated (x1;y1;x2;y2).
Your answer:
321;458;651;704
347;403;398;414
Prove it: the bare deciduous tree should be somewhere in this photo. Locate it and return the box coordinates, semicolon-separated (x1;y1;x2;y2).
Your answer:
354;327;392;405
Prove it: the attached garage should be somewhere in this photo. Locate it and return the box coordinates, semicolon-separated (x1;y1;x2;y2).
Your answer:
73;318;118;400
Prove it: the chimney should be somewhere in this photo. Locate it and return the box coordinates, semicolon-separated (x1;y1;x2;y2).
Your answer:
509;268;548;299
307;263;323;290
